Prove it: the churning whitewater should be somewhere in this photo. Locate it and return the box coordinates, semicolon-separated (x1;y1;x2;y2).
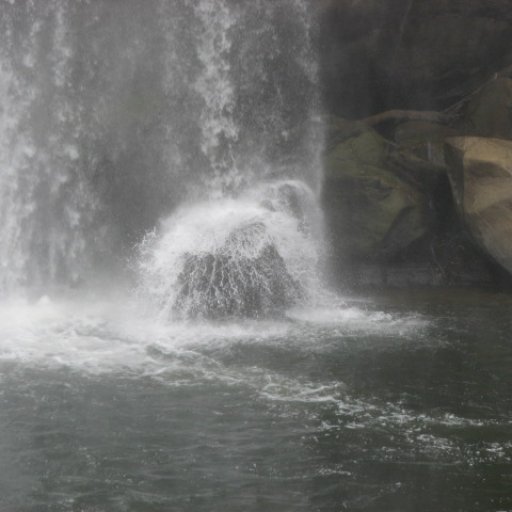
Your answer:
137;180;324;320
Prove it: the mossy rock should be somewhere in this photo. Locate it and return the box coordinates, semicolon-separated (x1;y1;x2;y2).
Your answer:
323;123;430;261
394;120;457;168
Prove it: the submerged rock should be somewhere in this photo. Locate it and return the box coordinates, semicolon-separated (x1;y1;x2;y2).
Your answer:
173;222;302;320
445;136;512;275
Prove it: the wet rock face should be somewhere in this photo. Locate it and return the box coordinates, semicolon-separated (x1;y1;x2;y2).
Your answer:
173;223;302;320
318;0;512;117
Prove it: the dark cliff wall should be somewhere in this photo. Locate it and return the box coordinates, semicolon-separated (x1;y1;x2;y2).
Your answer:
318;0;512;118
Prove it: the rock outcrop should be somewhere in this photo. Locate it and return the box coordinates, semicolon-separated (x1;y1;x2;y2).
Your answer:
318;1;512;288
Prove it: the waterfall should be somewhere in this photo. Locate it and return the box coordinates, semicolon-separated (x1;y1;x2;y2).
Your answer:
0;1;100;292
0;0;324;318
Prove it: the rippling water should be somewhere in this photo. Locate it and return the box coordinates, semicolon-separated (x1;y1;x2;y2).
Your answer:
1;288;511;511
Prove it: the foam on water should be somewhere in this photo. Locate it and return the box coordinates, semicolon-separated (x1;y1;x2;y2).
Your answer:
7;292;499;472
0;291;428;375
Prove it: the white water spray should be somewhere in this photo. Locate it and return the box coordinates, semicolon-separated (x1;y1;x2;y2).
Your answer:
137;180;324;320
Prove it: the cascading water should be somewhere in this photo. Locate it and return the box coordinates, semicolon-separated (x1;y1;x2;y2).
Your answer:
0;0;324;317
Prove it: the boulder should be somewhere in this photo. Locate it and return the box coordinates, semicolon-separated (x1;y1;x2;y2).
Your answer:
173;222;302;320
445;136;512;275
323;120;430;263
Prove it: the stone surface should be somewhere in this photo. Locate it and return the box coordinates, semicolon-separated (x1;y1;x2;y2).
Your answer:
323;120;430;263
394;121;457;168
445;136;512;275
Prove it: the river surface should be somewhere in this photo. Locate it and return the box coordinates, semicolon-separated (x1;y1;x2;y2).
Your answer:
1;288;511;512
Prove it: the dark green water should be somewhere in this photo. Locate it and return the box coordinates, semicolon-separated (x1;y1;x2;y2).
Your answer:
1;289;512;511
